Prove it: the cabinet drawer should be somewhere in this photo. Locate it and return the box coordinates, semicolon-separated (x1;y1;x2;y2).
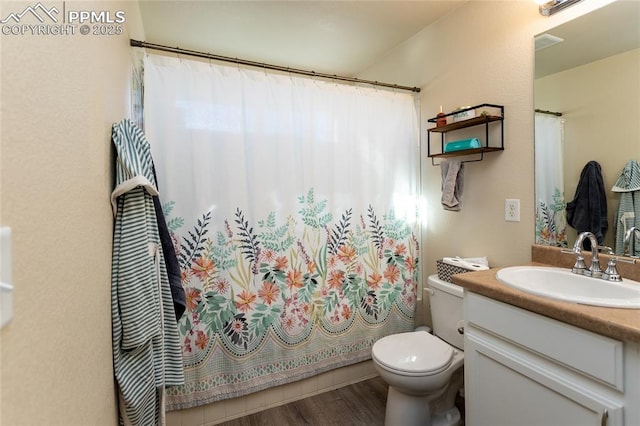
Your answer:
465;292;624;390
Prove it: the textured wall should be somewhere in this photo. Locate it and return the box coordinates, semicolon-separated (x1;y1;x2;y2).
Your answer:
358;0;616;326
0;1;144;424
359;0;616;275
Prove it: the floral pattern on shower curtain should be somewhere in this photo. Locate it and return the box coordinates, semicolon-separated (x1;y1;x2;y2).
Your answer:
162;191;418;407
143;55;420;409
535;112;567;247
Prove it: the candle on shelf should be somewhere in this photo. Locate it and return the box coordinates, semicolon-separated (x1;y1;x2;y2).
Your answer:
436;106;447;127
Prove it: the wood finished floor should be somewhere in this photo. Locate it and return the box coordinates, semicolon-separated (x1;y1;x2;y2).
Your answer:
217;377;389;426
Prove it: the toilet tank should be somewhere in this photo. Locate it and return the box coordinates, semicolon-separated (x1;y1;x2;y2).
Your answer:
427;274;464;350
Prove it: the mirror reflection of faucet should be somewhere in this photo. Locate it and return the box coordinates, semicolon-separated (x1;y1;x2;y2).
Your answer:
623;227;640;258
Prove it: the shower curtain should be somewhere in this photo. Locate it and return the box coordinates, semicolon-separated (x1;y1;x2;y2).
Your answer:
535;112;567;247
143;55;420;409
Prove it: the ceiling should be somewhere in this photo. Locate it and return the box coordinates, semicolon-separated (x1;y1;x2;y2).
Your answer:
138;1;465;77
137;1;640;82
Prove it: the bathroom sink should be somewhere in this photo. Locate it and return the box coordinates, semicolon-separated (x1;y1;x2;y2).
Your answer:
496;266;640;309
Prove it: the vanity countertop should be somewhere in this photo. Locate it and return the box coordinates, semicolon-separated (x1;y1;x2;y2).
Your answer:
452;263;640;344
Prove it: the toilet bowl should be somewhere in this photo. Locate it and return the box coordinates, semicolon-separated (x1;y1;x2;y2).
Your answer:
371;274;465;426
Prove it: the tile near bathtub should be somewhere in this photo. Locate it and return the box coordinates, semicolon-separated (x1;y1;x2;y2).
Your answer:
224;395;247;417
263;383;285;407
281;380;303;402
179;405;205;426
299;375;318;396
244;388;267;412
203;400;227;424
316;370;335;391
332;365;352;387
165;409;181;426
356;360;377;377
346;363;360;381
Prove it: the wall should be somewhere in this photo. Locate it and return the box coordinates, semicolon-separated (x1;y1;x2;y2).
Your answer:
0;1;144;424
536;48;640;250
359;0;616;326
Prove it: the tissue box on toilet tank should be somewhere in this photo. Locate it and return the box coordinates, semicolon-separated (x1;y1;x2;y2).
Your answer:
436;259;475;283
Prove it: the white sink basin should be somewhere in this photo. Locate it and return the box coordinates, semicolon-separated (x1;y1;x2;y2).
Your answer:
496;266;640;309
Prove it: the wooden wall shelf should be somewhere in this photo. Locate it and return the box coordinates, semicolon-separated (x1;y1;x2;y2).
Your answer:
427;104;504;165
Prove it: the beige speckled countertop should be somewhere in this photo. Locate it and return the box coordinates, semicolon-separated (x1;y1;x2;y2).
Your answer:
451;245;640;343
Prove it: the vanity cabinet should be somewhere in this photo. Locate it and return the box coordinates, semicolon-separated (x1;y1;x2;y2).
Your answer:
464;291;640;426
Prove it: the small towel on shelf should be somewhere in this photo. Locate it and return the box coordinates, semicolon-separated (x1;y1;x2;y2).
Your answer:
441;159;464;211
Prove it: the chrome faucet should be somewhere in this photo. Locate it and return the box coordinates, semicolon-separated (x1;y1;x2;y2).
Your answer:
623;227;640;258
572;232;602;278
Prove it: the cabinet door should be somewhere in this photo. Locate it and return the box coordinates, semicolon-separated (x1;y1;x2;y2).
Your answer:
465;330;623;426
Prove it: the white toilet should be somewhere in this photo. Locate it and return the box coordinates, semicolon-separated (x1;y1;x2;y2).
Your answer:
372;274;465;426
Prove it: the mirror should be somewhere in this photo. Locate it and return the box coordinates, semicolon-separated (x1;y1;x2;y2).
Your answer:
534;0;640;256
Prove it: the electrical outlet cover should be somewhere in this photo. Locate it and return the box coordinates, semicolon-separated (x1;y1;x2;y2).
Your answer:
505;199;520;222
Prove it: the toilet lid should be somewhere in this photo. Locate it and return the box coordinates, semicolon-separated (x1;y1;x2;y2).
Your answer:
372;331;453;374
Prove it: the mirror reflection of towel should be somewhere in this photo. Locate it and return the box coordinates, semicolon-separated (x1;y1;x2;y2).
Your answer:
566;160;608;249
612;160;640;255
441;159;464;211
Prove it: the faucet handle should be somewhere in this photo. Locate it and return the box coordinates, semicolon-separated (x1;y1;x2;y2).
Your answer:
584;257;603;278
571;253;587;275
597;245;614;255
602;258;622;282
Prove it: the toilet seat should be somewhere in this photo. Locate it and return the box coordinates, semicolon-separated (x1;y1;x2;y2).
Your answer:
372;331;454;377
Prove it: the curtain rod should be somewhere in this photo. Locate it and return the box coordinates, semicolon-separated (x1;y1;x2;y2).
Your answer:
130;39;420;93
535;108;563;117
